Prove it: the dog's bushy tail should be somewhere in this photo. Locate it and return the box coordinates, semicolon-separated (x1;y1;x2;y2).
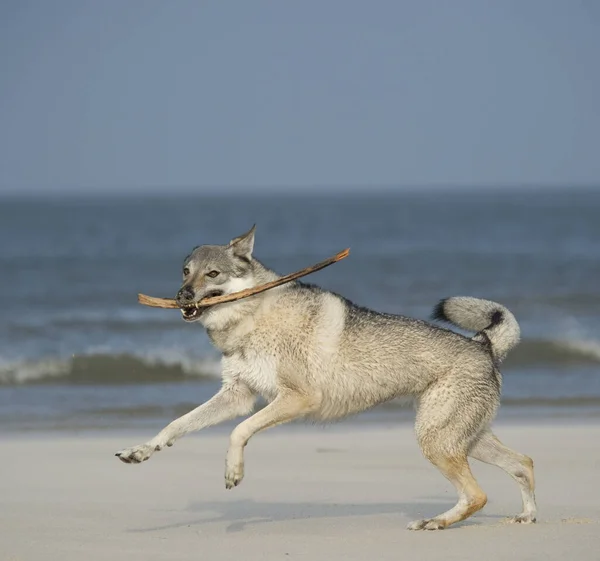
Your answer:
432;297;520;362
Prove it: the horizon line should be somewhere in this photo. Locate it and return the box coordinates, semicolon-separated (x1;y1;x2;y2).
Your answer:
1;182;599;199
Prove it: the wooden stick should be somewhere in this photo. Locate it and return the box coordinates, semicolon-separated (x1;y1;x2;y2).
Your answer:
138;247;350;310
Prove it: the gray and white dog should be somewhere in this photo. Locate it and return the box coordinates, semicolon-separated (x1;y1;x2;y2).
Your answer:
116;226;537;530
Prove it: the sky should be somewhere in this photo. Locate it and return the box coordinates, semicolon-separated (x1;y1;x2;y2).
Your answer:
1;0;599;195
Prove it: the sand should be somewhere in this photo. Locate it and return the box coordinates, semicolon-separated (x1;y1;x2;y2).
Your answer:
2;421;599;561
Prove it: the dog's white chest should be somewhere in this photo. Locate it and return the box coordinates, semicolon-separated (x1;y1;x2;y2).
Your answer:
223;351;279;401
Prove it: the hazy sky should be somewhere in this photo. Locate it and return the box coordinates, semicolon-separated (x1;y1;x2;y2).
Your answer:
1;1;599;194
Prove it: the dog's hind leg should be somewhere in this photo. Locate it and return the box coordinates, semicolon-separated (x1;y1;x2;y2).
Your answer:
224;390;318;489
116;382;256;464
407;452;487;530
408;378;495;530
469;429;537;523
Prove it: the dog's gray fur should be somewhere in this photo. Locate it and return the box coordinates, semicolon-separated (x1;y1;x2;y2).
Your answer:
116;226;537;530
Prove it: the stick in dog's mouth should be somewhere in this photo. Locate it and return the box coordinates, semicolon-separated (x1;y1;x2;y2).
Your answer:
137;248;350;311
180;290;224;321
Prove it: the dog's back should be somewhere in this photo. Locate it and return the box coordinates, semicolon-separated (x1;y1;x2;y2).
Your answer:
219;281;504;422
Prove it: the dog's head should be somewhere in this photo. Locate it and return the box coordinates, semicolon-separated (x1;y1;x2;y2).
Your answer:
176;225;257;322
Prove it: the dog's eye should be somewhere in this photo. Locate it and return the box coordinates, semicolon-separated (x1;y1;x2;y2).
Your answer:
207;270;220;278
183;267;190;276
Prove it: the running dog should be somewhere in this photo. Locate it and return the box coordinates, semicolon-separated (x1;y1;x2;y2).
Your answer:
116;226;537;530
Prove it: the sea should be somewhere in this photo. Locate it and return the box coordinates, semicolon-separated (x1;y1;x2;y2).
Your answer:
1;188;599;432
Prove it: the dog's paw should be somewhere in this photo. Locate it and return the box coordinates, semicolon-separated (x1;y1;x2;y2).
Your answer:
407;518;446;531
507;513;536;524
224;461;244;489
115;443;155;464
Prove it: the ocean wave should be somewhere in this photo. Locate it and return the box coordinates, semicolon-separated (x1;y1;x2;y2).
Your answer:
4;308;182;335
0;352;221;385
1;336;599;386
504;338;600;368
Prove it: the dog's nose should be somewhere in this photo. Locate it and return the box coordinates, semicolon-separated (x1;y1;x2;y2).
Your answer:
177;286;195;303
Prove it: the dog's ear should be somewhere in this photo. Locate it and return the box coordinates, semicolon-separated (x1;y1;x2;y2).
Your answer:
229;224;256;261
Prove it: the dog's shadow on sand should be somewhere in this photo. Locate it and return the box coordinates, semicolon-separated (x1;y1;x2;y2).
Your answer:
130;497;503;534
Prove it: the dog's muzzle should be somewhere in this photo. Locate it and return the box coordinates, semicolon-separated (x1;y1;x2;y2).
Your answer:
178;290;225;322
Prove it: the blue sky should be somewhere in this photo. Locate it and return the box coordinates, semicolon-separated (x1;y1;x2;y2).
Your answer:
1;0;599;194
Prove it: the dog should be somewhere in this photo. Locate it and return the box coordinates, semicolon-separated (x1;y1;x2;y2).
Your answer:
116;225;537;530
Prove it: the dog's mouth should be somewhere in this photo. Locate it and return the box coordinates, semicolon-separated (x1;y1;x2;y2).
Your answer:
180;290;224;322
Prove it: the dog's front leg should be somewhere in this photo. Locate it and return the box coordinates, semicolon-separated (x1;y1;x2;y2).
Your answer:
116;382;256;464
224;391;317;488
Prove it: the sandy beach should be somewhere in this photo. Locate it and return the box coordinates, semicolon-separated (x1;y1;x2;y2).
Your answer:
2;421;599;561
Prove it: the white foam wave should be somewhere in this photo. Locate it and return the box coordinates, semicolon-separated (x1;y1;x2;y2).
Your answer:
0;349;222;385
